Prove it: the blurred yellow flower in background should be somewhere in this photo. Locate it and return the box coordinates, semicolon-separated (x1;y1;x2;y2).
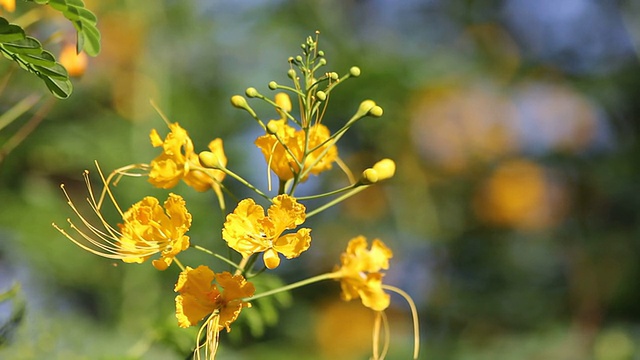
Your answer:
174;266;254;330
222;194;311;269
148;122;227;193
333;236;393;311
474;159;568;230
59;44;88;77
0;0;14;12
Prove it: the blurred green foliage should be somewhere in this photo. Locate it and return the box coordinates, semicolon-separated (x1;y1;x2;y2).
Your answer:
1;0;640;359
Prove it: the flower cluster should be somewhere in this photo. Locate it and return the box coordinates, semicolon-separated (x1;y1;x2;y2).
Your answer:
53;34;418;360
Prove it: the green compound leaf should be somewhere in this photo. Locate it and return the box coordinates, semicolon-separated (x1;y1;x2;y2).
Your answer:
0;17;73;99
0;18;25;42
24;0;101;56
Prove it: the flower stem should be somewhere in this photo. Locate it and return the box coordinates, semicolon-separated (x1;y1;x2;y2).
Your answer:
295;182;359;200
216;166;272;202
306;185;369;218
245;272;341;302
193;245;242;271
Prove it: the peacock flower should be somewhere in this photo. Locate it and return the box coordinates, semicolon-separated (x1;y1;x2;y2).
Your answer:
222;194;311;269
333;236;393;311
53;169;192;271
175;266;255;329
254;93;337;181
175;266;255;359
118;194;192;270
148;122;227;193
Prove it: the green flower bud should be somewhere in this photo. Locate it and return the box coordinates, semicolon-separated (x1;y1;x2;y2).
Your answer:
316;91;327;101
349;66;361;77
230;95;248;109
245;87;259;98
329;72;339;81
268;81;278;90
318;58;327;66
361;168;379;185
295;55;303;63
287;69;297;79
318;50;325;57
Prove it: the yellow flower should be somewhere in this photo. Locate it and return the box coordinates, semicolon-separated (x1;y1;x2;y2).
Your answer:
53;170;192;271
333;236;393;311
222;194;311;269
174;266;254;330
58;44;88;77
119;193;192;270
254;94;337;181
0;0;15;12
148;122;227;193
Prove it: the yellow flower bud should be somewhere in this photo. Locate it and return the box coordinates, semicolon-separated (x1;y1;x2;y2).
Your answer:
349;66;361;77
268;81;278;90
275;92;292;113
245;87;259;98
360;168;379;185
199;151;221;168
266;120;280;135
356;99;376;118
230;95;248;109
372;159;396;181
316;90;327;101
369;105;383;117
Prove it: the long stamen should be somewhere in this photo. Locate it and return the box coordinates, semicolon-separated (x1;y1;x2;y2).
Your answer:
382;285;420;359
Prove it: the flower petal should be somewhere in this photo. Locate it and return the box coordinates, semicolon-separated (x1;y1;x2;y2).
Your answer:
273;228;311;259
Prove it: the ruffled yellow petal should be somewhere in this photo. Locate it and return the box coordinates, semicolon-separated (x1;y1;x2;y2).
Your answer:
174;268;254;331
222;198;269;257
150;129;164;147
268;194;306;231
174;266;218;328
358;273;390;311
335;236;393;311
273;228;311;259
148;156;183;188
223;195;311;268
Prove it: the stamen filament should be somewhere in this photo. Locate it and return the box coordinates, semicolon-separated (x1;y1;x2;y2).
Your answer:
382;285;420;359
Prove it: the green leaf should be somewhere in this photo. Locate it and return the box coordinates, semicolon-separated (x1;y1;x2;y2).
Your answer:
78;22;100;56
40;75;72;99
0;18;25;43
33;63;69;80
0;21;74;98
3;37;42;55
17;50;56;67
24;0;101;56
